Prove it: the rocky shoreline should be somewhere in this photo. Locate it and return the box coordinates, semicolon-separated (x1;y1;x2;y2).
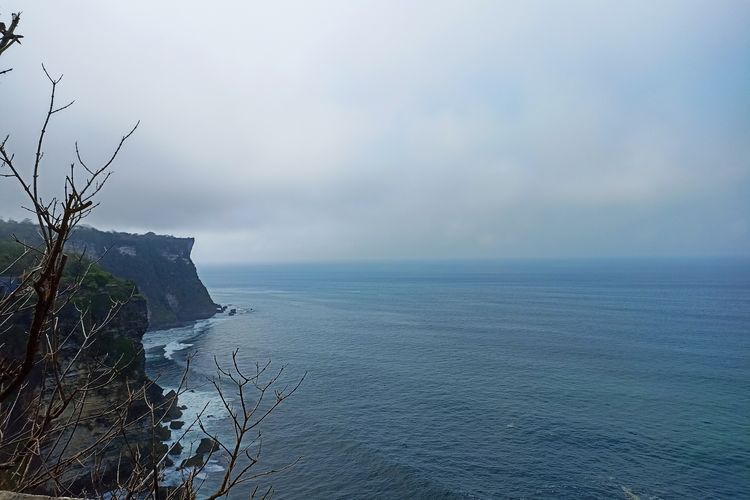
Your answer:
0;221;220;496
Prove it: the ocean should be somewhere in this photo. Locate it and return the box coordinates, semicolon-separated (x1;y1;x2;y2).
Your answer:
143;258;750;499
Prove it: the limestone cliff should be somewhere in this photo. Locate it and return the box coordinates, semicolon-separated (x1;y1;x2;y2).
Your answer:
69;228;218;329
0;221;205;494
48;291;167;492
0;254;177;495
0;220;218;330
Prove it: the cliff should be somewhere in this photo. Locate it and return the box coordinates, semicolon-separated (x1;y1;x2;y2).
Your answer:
48;286;166;491
0;220;217;330
0;248;177;495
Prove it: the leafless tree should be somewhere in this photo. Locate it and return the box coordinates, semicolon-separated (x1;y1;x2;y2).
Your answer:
0;10;22;76
0;65;138;405
0;11;304;499
0;21;143;490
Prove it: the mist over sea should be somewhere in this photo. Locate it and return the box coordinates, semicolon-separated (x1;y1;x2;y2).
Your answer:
144;258;750;499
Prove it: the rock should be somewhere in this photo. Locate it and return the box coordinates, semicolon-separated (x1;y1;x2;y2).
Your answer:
69;226;218;330
155;442;169;459
0;220;218;496
164;456;174;467
179;454;204;469
169;420;184;430
179;404;188;410
154;424;171;441
161;390;183;421
168;441;183;455
195;437;220;455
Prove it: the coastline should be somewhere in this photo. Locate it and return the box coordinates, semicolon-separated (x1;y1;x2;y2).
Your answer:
142;313;236;484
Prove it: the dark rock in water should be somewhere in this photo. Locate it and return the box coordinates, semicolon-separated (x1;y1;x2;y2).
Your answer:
170;420;185;430
161;390;183;421
196;437;220;455
164;456;174;467
154;425;171;441
169;442;183;455
180;454;205;469
179;404;188;410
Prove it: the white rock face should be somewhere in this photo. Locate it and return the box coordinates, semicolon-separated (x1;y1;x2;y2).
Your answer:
117;246;136;256
160;250;190;264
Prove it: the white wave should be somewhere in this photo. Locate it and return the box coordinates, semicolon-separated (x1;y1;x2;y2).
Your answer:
192;318;216;332
159;387;228;485
621;486;640;500
163;341;193;360
142;318;230;484
142;324;195;352
202;461;225;474
143;317;220;362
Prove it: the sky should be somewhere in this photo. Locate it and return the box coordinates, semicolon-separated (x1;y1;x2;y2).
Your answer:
1;1;749;263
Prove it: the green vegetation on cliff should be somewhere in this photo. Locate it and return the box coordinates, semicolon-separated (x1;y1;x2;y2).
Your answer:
0;219;217;329
0;233;171;492
1;238;144;367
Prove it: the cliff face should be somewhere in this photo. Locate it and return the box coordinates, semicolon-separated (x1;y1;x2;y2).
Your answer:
0;220;217;330
0;255;176;495
47;293;165;491
0;222;204;494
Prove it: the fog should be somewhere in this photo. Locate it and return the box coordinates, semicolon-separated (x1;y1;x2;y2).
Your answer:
1;1;748;262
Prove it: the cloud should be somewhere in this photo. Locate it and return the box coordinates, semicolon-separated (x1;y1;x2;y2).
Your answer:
1;0;749;262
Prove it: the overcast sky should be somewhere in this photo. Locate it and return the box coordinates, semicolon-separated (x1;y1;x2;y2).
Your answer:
1;1;749;263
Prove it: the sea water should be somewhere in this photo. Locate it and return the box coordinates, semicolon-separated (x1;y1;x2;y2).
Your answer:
143;259;750;499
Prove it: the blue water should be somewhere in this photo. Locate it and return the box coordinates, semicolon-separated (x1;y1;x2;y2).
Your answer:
144;259;750;499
